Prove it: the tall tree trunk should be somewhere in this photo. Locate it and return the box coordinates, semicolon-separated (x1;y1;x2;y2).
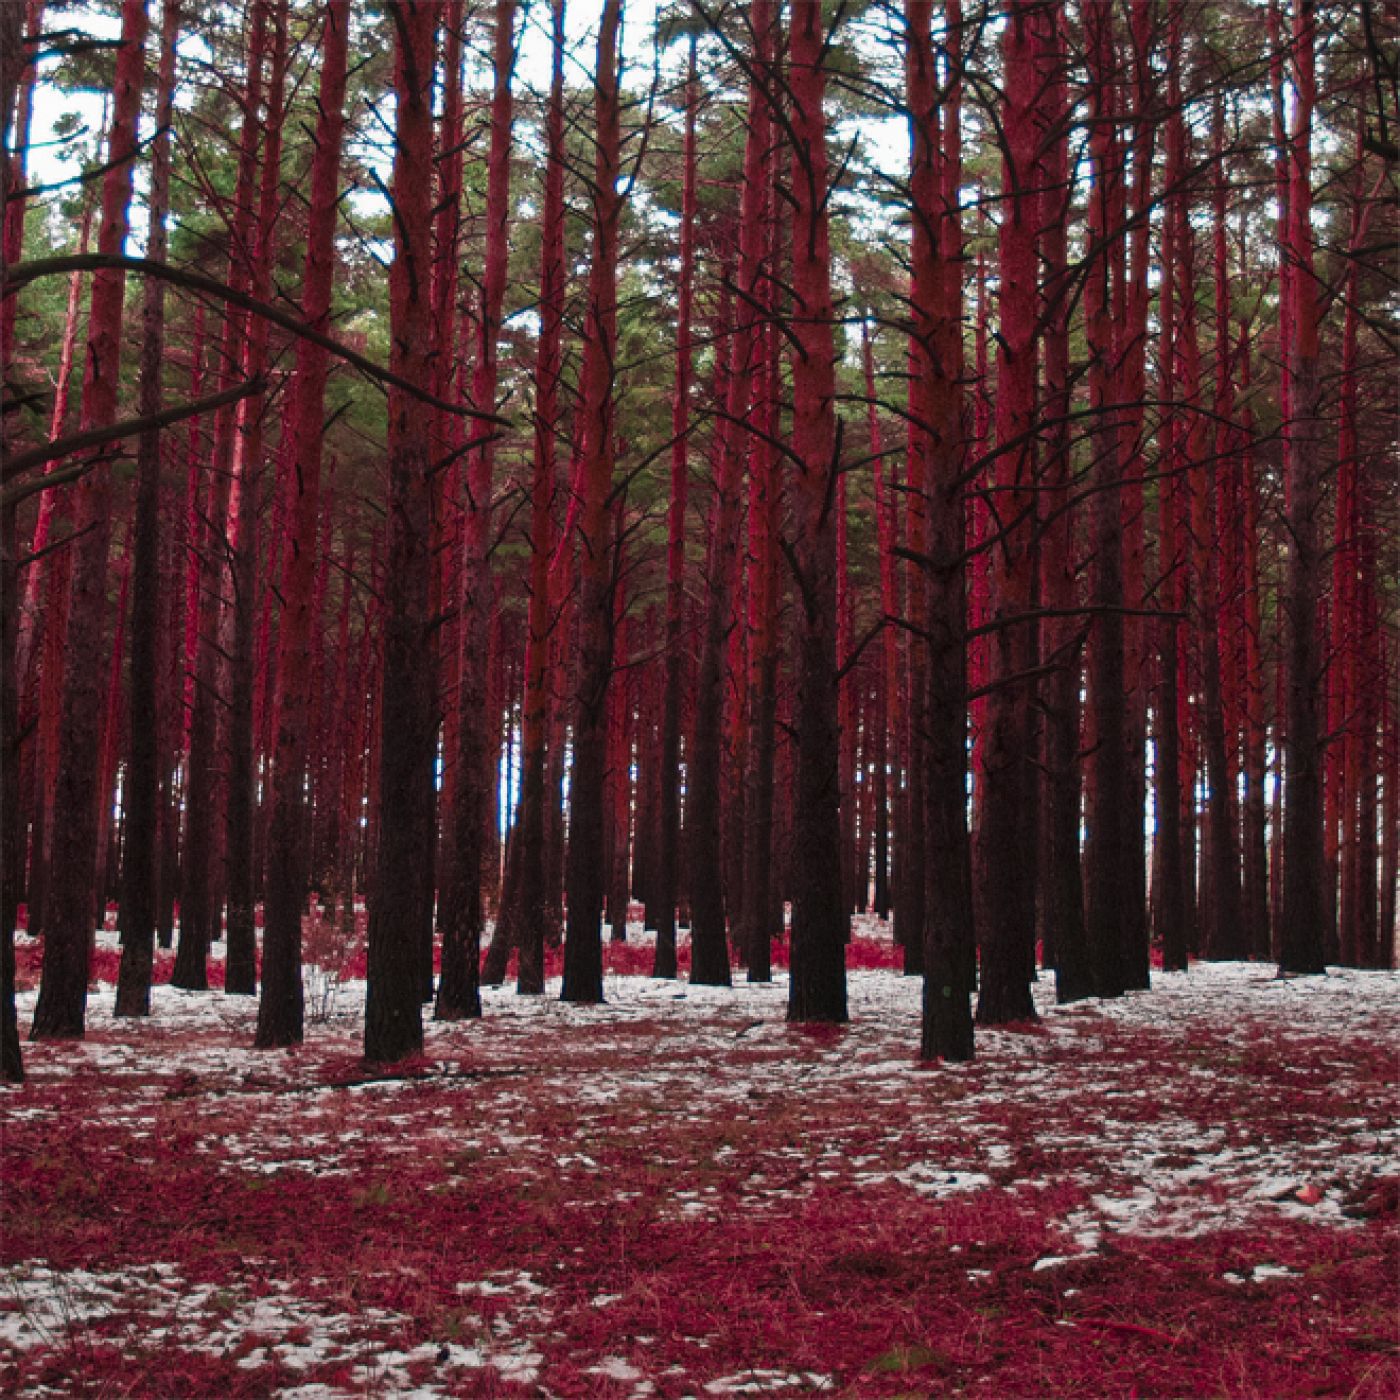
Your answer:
30;0;148;1039
1117;0;1156;989
693;9;781;982
1082;0;1133;1001
116;0;181;1018
785;0;848;1025
0;0;38;1079
21;199;92;944
365;0;439;1062
1037;5;1091;1005
561;0;623;1005
974;0;1046;1027
226;0;288;998
256;0;349;1048
503;0;566;997
687;273;742;987
1236;329;1270;958
439;0;516;1019
866;323;898;923
1200;95;1245;960
653;35;698;979
900;337;927;974
172;0;269;992
1278;0;1327;976
907;0;974;1060
1153;1;1190;972
740;63;781;981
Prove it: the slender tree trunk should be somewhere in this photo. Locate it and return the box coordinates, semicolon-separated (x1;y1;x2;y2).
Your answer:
30;0;147;1039
1278;0;1327;976
785;0;848;1025
687;274;742;987
503;0;566;997
693;12;782;981
1037;6;1091;1005
0;0;36;1078
172;0;268;992
652;38;697;978
561;0;623;1005
365;0;439;1061
439;0;516;1019
1199;97;1245;960
1153;2;1190;972
740;69;781;980
607;603;633;940
1;488;20;1076
907;0;974;1061
1237;330;1270;958
226;0;288;998
1082;1;1133;1001
1117;0;1156;989
21;198;92;945
116;0;181;1018
900;339;927;975
866;323;898;923
974;1;1046;1027
255;0;349;1048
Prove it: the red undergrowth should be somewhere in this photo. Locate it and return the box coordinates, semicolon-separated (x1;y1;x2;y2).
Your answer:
4;961;1396;1397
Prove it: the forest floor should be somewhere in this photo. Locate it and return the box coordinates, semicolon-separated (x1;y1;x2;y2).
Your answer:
3;916;1398;1399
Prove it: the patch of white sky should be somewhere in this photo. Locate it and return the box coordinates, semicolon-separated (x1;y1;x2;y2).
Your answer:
25;0;1327;266
26;1;914;249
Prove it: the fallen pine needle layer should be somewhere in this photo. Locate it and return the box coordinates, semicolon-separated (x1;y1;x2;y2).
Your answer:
4;926;1397;1398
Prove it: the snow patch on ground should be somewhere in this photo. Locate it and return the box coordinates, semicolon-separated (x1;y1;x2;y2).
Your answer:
6;928;1397;1395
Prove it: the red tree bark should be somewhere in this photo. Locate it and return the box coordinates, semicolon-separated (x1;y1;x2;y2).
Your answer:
561;0;624;1005
908;0;974;1061
502;0;566;996
1037;4;1091;1005
1278;0;1328;975
256;0;350;1049
116;0;181;1017
785;0;848;1024
974;0;1047;1027
365;0;440;1061
439;0;517;1019
30;0;148;1038
226;0;288;998
172;0;269;991
653;33;698;979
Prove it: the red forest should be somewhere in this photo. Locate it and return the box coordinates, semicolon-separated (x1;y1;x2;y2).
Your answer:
1;0;1396;1394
